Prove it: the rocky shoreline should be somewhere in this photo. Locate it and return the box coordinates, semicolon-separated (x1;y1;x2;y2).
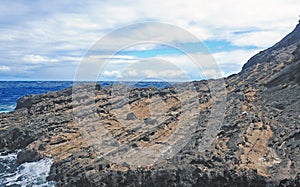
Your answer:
1;23;300;186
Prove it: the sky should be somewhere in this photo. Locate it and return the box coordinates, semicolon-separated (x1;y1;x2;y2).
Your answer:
0;0;299;81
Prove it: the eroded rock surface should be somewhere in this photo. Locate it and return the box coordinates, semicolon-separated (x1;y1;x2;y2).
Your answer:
1;23;300;186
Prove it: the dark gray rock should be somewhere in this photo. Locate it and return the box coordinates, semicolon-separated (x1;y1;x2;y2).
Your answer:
17;149;41;164
144;117;157;125
266;60;300;87
126;112;136;120
242;23;300;70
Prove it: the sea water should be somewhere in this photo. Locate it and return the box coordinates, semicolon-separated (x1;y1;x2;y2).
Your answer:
0;151;56;187
0;81;74;113
0;81;172;113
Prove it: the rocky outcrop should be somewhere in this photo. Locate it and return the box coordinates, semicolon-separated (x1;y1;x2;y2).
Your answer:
0;22;300;186
242;23;300;70
266;60;300;87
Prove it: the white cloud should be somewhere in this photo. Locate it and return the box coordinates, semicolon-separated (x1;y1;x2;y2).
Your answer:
22;55;59;64
0;66;10;72
118;68;189;81
127;0;300;43
1;0;300;80
109;58;191;81
102;70;120;77
94;49;254;81
229;31;287;48
98;53;224;81
212;49;263;75
126;44;160;51
203;69;225;79
213;49;261;66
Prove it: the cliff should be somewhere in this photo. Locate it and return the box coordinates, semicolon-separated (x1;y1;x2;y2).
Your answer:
0;22;300;186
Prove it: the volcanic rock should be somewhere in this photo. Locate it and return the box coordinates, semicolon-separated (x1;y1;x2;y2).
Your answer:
0;22;300;186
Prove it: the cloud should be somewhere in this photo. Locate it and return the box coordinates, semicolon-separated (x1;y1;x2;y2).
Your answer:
96;52;224;81
117;59;190;81
202;69;225;79
213;49;261;75
0;66;10;72
102;70;120;77
228;31;287;48
213;49;261;65
22;55;59;64
1;0;300;80
76;47;259;81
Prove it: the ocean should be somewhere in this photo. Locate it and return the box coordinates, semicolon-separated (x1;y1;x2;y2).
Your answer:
0;81;172;186
0;150;56;187
0;81;171;112
0;81;74;113
0;81;172;113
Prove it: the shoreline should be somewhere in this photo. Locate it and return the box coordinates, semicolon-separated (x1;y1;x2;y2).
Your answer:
0;23;299;186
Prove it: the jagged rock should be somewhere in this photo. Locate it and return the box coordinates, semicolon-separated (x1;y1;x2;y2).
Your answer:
126;112;136;120
266;60;300;87
144;117;157;125
242;23;300;70
17;149;41;164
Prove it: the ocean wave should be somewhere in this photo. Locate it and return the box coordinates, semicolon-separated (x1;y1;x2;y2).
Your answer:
0;104;16;113
0;151;56;187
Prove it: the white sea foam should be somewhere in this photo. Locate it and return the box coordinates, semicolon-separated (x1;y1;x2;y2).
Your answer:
0;151;56;187
0;104;16;113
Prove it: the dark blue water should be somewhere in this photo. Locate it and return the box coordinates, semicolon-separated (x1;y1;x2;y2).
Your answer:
0;81;172;113
0;81;73;113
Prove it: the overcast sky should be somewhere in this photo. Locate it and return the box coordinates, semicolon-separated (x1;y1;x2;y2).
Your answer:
0;0;299;81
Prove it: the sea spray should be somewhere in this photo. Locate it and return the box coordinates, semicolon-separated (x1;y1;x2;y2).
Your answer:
0;151;56;187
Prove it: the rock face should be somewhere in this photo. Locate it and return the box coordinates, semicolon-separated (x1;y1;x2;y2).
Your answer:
0;23;300;186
